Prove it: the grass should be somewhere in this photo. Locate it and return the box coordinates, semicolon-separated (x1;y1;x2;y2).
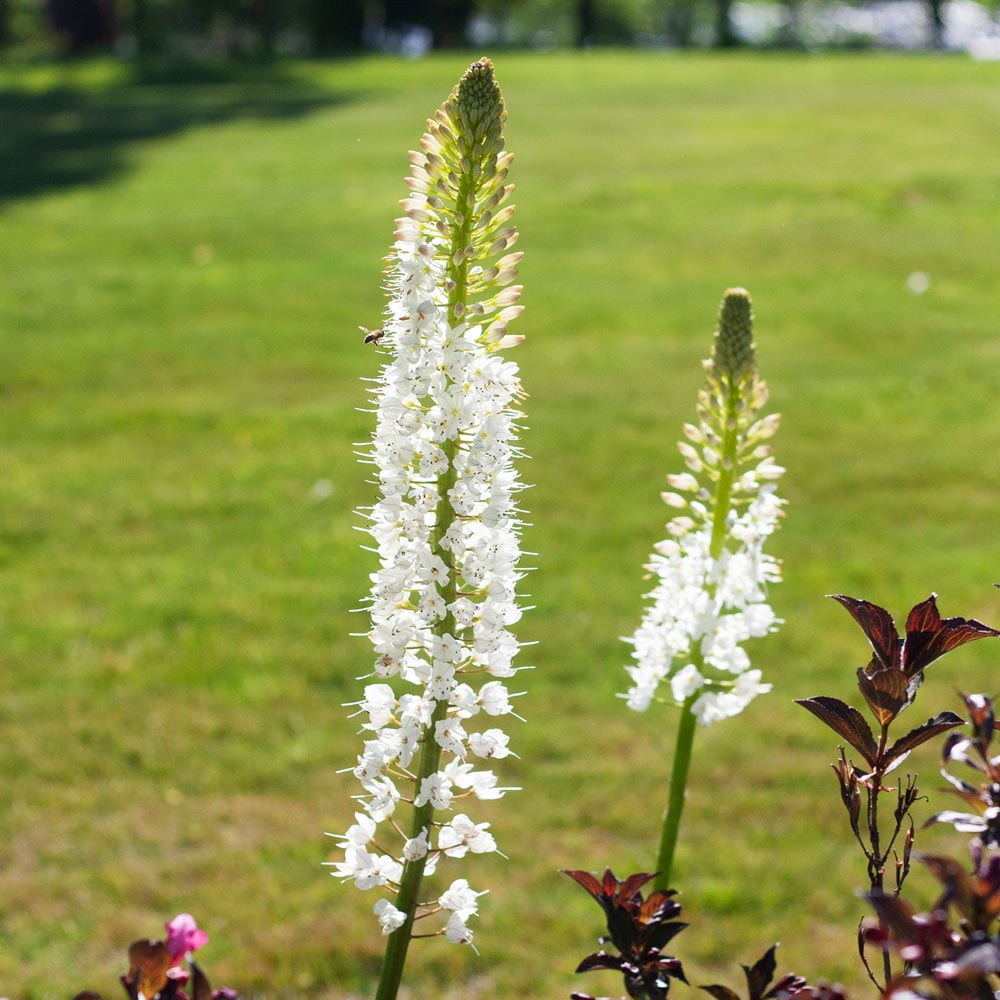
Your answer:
3;49;1000;999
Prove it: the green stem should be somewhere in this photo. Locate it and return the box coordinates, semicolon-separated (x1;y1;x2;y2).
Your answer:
375;445;459;1000
374;699;450;1000
654;693;698;891
655;376;740;893
375;170;473;1000
708;385;739;561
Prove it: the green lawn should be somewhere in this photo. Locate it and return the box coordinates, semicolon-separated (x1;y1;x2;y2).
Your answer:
3;50;1000;1000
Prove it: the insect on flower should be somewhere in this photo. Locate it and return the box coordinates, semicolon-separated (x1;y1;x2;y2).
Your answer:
360;326;385;346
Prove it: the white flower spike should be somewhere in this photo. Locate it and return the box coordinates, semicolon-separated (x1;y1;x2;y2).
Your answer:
331;59;528;970
625;288;784;724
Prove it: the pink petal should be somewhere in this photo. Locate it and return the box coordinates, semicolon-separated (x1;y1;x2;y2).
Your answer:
165;913;209;958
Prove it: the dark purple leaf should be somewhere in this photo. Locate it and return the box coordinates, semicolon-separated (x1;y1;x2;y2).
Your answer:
919;854;981;923
944;941;1000;977
925;810;988;833
700;987;741;1000
124;940;173;1000
618;872;657;899
796;696;879;767
743;944;778;1000
903;596;1000;675
608;908;639;956
646;922;689;952
563;869;606;899
867;893;919;942
883;712;964;766
831;595;900;670
958;692;996;743
639;889;682;926
856;668;909;726
577;952;627;975
766;973;810;999
189;961;212;1000
564;868;631;931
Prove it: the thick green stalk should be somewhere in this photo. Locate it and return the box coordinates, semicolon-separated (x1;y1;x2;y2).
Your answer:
654;688;699;890
374;697;450;1000
375;399;462;1000
654;395;736;891
375;109;476;1000
654;293;749;890
653;426;735;893
708;391;739;561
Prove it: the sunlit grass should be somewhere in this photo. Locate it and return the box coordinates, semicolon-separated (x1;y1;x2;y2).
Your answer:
2;50;1000;999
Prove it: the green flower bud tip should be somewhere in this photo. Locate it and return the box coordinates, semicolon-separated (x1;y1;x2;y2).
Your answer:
712;287;757;384
452;57;506;147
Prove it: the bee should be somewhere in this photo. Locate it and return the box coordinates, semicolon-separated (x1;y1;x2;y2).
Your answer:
360;326;385;346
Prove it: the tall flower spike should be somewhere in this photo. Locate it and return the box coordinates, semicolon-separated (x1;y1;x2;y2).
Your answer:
623;290;784;889
624;288;784;725
332;59;528;1000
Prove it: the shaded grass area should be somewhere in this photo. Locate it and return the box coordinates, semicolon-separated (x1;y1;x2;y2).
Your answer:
0;60;353;204
2;51;1000;999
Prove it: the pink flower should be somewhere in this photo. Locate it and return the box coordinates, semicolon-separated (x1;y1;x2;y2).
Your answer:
164;913;209;961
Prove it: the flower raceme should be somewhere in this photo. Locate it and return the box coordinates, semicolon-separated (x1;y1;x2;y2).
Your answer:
330;58;528;960
624;289;784;726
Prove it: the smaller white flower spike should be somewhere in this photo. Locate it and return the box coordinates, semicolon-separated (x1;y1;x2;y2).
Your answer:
624;290;784;725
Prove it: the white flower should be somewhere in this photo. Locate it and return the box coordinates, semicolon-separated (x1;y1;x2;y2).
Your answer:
374;899;407;935
438;815;497;858
691;670;772;725
444;760;518;800
329;847;403;891
435;717;468;757
357;684;397;730
468;728;513;759
439;878;486;920
403;828;430;861
670;664;705;702
443;912;475;945
479;681;515;716
414;773;453;810
362;776;400;822
337;813;376;848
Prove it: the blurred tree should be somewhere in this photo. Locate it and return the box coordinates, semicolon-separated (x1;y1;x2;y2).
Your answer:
0;0;9;45
174;0;284;58
130;0;157;55
576;0;594;43
252;0;278;56
307;0;365;52
383;0;474;46
926;0;945;46
574;0;641;43
714;0;736;44
47;0;117;52
663;0;695;44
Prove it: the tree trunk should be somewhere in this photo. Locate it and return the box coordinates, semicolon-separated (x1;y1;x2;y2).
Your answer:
926;0;945;47
308;0;365;53
576;0;595;45
715;0;737;45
